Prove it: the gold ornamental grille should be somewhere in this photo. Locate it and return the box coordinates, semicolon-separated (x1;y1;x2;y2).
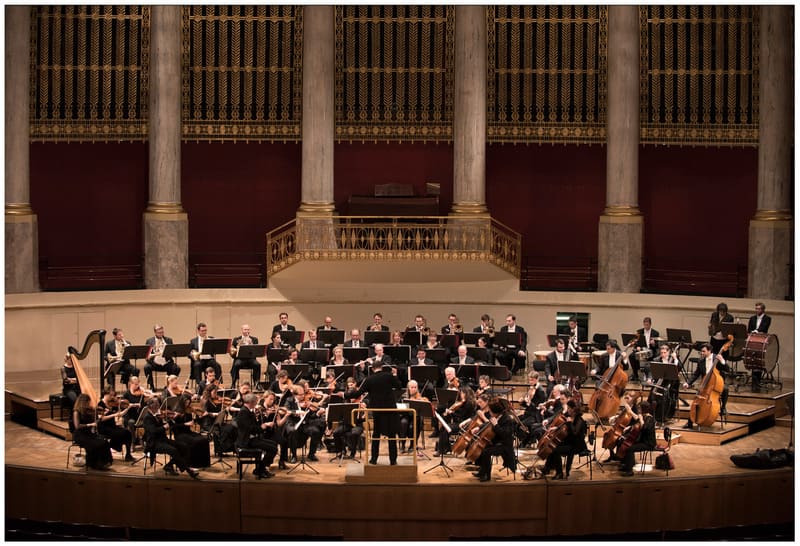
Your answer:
267;217;521;278
182;6;302;142
487;5;607;144
334;6;455;143
30;6;150;142
640;6;759;146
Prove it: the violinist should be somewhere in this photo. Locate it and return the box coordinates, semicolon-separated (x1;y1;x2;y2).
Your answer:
322;370;345;402
122;376;151;440
61;354;81;407
296;381;327;462
236;393;278;479
96;386;134;462
163;374;186;399
431;367;459;437
228;381;253;414
682;342;729;429
434;386;476;457
201;384;236;456
540;399;586;480
545;338;577;395
71;393;113;470
257;391;289;469
619;401;656;477
196;366;222;397
473;398;516;482
399;379;428;453
142;398;199;478
332;376;365;459
171;393;211;469
591;341;629;383
269;369;293;396
518;371;547;448
474;375;491;397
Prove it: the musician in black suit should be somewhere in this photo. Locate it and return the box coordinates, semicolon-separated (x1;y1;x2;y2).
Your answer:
345;360;402;465
301;330;323;350
544;338;578;394
103;328;140;387
496;314;527;373
142;398;198;478
450;345;476;366
630;317;660;382
235;393;278;478
473;314;493;336
708;302;734;356
272;312;296;334
231;324;261;389
189;323;222;382
682;343;729;428
366;312;390;332
748;302;771;333
590;341;629;382
474;398;516;482
441;313;460;335
316;316;337;331
747;302;772;392
344;329;363;348
145;324;180;390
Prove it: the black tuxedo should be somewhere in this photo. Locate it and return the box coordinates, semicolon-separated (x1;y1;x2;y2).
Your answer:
236;405;277;474
346;369;402;464
343;340;364;348
450;355;476;365
231;335;261;388
366;325;390;332
272;324;297;334
559;325;588;344
593;351;628;379
144;335;179;389
103;339;139;387
412;358;434;366
301;340;324;350
631;328;660;380
544;348;578;382
190;336;222;382
316;325;338;331
497;325;527;372
748;314;771;333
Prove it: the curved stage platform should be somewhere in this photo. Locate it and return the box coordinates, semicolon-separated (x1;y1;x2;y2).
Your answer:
6;397;794;540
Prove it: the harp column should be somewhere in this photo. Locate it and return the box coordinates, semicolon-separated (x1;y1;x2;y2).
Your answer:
5;6;39;293
144;5;188;288
748;6;793;300
598;5;642;293
296;6;337;250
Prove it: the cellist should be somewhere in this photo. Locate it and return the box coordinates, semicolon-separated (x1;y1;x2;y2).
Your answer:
473;398;516;482
682;343;729;429
539;399;586;480
618;401;656;477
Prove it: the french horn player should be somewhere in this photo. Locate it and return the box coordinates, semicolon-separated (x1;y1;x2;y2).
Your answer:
145;324;181;391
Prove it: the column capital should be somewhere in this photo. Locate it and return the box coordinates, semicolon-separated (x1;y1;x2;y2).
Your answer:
602;205;641;218
5;203;34;216
753;209;793;222
297;202;337;217
146;201;185;214
449;202;489;217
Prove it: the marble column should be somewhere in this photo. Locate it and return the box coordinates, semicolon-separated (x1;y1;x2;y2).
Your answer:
451;5;488;217
144;5;188;288
296;6;336;250
598;5;642;293
5;6;39;293
748;6;793;300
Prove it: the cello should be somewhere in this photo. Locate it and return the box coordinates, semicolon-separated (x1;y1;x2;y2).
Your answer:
588;338;635;419
601;392;642;451
536;412;569;459
452;413;486;456
689;337;731;427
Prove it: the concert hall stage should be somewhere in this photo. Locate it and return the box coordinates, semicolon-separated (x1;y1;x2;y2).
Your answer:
5;384;794;540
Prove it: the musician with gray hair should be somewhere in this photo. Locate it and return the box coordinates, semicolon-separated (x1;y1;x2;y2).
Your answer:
235;393;278;478
145;324;180;390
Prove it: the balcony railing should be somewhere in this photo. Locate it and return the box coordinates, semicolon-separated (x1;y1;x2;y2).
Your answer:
267;216;521;278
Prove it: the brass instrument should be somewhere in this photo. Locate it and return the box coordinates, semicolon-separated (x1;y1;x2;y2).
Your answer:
454;323;463;334
486;318;495;337
369;323;383;331
231;335;252;357
421;326;431;336
190;349;200;360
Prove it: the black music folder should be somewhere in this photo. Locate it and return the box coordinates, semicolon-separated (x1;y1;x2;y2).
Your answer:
435;388;458;406
426;348;449;365
162;343;192;360
235;344;267;359
300;348;330;364
267;347;290;363
325;364;355;380
364;330;391;346
438;334;460;350
384;345;411;365
403;331;423;347
201;338;231;356
317;329;345;347
408;365;440;387
460;332;486;346
493;331;521;348
466;347;490;363
342;347;369;364
277;330;304;347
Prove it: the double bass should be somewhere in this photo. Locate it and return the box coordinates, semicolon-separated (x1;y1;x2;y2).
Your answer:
689;337;731;427
588;339;635;419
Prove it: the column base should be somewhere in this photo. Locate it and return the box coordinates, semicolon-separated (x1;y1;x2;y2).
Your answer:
748;218;792;300
598;214;643;293
297;202;337;216
5;212;39;293
143;211;188;288
449;202;489;217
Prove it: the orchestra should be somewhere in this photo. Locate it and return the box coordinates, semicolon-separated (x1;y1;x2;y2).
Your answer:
54;304;776;483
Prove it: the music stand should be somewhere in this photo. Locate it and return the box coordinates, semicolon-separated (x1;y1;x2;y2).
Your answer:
620;333;638;347
300;348;329;364
437;334;460;351
384;345;411;364
467;347;490;364
453;363;479;384
493;331;522;349
424;412;453;477
267;347;289;364
408;366;440;395
130;408;158;467
403;331;423;347
460;332;484;346
364;331;391;346
281;364;310;382
122;344;150;375
163;343;192;361
482;364;512;383
201;338;231;358
435;388;458;407
286;409;320;475
558;360;587;381
666;328;696;384
426;348;449;369
404;400;432;458
208;408;232;469
650;363;680;425
326;403;360;465
317;329;345;347
280;330;304;348
342;347;369;365
326;364;355;380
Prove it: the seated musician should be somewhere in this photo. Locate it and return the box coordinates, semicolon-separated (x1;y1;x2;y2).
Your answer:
390;330;404;346
619;401;656;477
329;346;349;367
410;348;437;401
189;323;222;383
431;367;460;437
529;385;567;445
317;315;337;332
474;374;492;397
201;383;236;456
496;314;528;374
145;324;181;391
748;302;771;392
235;393;278;479
476;336;495;365
400;379;428;453
406;315;428;333
647;344;680;421
450;344;475;366
104;327;140;388
604;391;642;462
590;341;629;383
270;370;293;396
332;376;365;459
71;393;113;470
162;374;187;400
142;398;199;478
61;354;81;408
629;317;659;383
473;314;493;336
423;333;441;352
344;329;363;348
171;393;211;469
286;384;325;463
231;324;261;390
540;399;586;480
367;312;390;332
122;376;152;441
473;398;516;482
682;342;729;429
519;371;548;448
96;386;134;462
435;386;476;457
196;366;222;397
256;391;289;470
545;338;576;395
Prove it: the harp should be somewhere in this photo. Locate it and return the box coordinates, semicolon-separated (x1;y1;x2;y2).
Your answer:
67;329;106;408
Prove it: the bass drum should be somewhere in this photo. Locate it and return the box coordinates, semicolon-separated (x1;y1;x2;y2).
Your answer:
743;333;779;373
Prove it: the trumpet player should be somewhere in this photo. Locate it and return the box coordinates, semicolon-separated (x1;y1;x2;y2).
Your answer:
367;312;390;332
272;311;296;334
473;314;494;336
231;324;261;389
104;328;140;388
441;313;460;335
190;322;221;383
406;314;428;333
145;324;180;391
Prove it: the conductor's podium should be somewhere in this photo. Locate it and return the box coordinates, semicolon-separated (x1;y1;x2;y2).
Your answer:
344;407;419;483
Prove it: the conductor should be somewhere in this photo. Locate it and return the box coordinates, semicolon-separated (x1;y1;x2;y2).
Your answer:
345;360;402;465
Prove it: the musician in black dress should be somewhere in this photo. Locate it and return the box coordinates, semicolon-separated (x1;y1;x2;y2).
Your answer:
399;379;428;453
121;376;151;441
332;376;365;459
474;398;516;482
72;393;112;470
345;360;402;465
96;387;134;462
61;354;81;407
201;384;236;456
619;401;656;477
518;371;548;448
434;386;476;457
236;393;278;478
171;394;211;468
541;399;586;480
142;398;198;478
